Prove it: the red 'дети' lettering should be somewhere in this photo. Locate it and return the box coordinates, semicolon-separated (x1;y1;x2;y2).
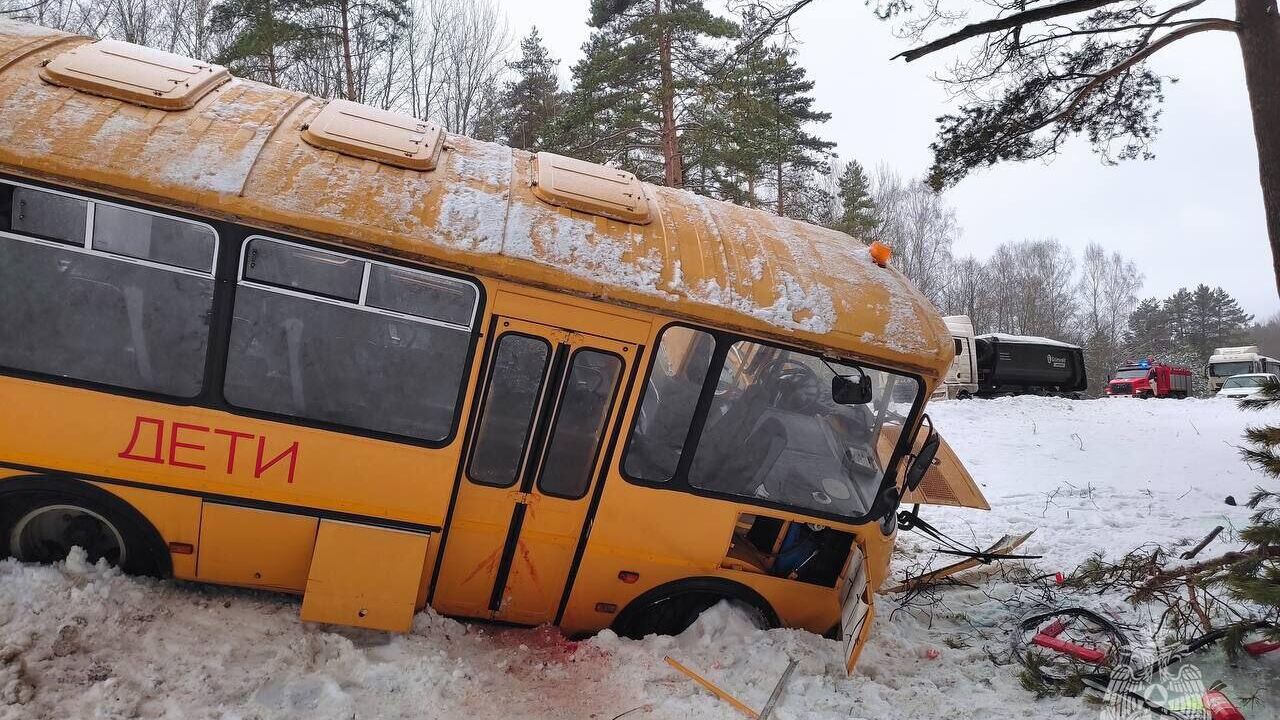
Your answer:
118;415;300;484
255;437;300;484
168;422;209;470
118;416;165;463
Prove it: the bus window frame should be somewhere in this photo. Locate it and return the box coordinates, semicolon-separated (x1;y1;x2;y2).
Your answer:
222;234;484;446
618;321;926;526
0;172;487;450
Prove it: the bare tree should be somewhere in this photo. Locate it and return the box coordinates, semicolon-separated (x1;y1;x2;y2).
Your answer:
874;165;958;306
983;238;1078;339
438;0;508;134
941;255;989;330
1078;242;1143;387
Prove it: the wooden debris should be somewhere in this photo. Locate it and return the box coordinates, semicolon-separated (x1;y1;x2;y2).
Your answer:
664;656;758;719
887;530;1036;593
1179;525;1224;560
757;659;798;720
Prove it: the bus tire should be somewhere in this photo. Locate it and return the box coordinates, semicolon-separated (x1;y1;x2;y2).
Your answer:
0;476;171;577
611;577;779;639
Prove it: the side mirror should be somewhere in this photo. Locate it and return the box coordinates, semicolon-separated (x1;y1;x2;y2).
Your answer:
904;421;940;492
832;374;872;405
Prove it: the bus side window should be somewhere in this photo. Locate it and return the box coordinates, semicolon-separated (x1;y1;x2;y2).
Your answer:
621;326;715;482
224;236;478;442
468;334;551;487
92;204;216;272
0;182;214;398
538;350;623;499
4;184;87;245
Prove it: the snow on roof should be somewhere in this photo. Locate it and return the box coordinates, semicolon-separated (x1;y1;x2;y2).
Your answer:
0;19;951;376
977;332;1081;350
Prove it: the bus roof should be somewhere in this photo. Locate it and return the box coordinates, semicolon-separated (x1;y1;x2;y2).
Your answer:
0;20;951;378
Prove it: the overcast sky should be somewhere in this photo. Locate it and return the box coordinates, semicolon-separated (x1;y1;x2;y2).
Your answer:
495;0;1278;321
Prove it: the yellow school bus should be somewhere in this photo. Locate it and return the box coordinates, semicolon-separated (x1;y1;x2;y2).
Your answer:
0;20;986;671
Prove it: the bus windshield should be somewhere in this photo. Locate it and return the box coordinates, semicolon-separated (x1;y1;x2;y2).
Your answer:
1211;361;1253;377
623;327;919;521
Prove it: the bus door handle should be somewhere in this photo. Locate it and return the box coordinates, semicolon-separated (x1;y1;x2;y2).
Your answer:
508;491;539;506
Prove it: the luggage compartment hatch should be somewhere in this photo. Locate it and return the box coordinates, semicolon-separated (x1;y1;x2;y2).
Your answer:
301;520;431;632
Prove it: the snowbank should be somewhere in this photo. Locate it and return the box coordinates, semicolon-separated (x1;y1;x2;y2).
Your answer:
0;396;1276;719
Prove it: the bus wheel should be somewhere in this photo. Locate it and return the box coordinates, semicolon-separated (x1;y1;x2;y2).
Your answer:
612;578;778;639
0;477;170;577
957;390;972;400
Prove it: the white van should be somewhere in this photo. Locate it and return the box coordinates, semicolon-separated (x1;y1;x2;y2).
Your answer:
933;315;978;400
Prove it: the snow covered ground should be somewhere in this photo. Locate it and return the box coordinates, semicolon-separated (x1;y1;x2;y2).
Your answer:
1;396;1277;720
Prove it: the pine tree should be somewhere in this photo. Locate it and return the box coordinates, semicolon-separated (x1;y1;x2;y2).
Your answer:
1231;381;1280;627
210;0;310;86
706;23;833;217
562;0;736;186
299;0;407;102
1185;284;1254;358
755;44;833;219
499;28;563;152
1164;288;1195;353
1126;297;1172;358
831;160;877;238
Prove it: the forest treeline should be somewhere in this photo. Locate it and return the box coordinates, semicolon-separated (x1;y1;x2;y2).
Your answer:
2;0;1272;390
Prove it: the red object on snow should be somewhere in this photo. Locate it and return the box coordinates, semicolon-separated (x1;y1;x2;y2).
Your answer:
1201;691;1245;720
1105;361;1193;398
1039;618;1067;638
1055;572;1065;585
1031;632;1106;663
1244;639;1280;656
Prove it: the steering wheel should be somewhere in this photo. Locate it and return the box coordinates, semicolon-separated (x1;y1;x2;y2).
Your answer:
774;360;820;413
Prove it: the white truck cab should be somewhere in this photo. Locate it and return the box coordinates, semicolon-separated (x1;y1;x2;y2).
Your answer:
934;315;978;400
1207;346;1280;393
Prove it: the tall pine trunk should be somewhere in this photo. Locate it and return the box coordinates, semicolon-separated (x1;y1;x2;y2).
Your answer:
340;1;356;101
656;0;682;187
1237;0;1280;296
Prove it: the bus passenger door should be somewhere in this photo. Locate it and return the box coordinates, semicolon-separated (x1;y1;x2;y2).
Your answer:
432;316;633;625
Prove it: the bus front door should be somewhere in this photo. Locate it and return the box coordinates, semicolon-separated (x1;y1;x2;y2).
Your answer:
432;315;634;625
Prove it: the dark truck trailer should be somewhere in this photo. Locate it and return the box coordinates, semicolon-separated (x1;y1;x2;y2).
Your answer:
974;333;1088;397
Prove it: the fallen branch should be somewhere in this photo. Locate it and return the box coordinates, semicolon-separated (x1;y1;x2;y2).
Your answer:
1179;526;1224;560
1135;546;1280;598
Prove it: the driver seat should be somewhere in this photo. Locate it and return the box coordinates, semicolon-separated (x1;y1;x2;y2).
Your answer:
744;418;788;497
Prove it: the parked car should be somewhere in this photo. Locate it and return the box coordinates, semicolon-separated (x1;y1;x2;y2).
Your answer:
1216;373;1279;399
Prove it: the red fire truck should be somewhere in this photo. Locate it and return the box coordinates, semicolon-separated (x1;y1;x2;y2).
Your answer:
1105;360;1192;398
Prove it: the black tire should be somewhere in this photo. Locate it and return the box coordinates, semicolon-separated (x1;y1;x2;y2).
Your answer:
0;476;170;577
957;391;972;400
612;578;779;639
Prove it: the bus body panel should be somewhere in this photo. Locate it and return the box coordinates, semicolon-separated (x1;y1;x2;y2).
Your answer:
0;375;463;528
